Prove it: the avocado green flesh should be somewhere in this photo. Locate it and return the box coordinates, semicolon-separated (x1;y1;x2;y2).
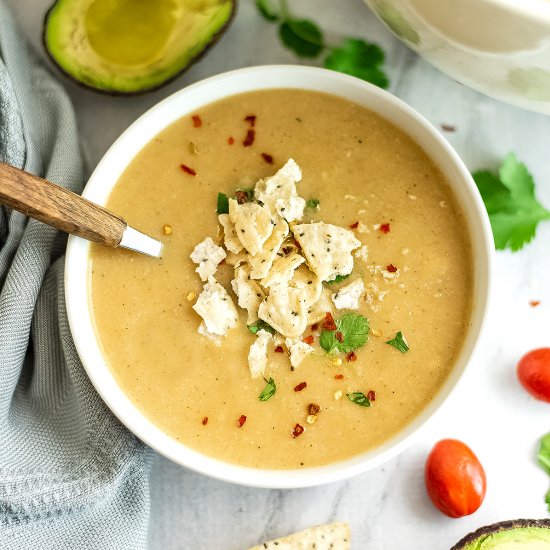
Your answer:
44;0;233;93
463;528;550;549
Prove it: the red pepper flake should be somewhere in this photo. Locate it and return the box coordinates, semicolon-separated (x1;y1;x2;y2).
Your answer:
202;416;208;425
292;237;302;250
275;345;284;353
180;163;197;176
228;136;235;145
294;381;307;392
334;374;344;380
308;403;321;415
386;264;398;273
441;123;456;132
335;331;344;343
237;415;247;428
235;190;248;204
244;115;256;127
303;335;314;345
261;152;274;164
349;221;359;229
530;300;541;307
346;351;357;362
292;423;305;438
282;246;293;255
243;129;255;147
379;223;391;234
367;390;376;401
322;312;337;331
311;323;319;331
192;115;202;128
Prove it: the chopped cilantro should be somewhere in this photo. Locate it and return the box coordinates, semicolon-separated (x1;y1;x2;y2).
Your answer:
538;432;550;511
324;39;389;89
386;331;409;353
259;377;276;401
320;313;370;354
473;153;550;251
217;192;229;214
254;4;389;88
306;198;320;209
248;320;276;335
255;0;279;21
346;392;371;407
325;273;350;285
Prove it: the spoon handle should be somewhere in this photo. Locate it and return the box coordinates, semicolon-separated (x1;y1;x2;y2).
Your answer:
0;162;126;247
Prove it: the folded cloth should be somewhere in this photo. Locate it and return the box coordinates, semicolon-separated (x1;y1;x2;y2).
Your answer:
0;3;152;548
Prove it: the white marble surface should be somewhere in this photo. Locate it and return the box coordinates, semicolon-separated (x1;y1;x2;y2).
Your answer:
7;0;550;548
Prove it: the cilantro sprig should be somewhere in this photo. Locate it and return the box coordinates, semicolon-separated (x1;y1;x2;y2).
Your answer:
538;432;550;511
386;331;409;354
320;313;370;354
259;377;277;401
255;0;389;88
325;273;350;285
306;198;320;210
346;392;371;407
248;320;276;335
473;153;550;251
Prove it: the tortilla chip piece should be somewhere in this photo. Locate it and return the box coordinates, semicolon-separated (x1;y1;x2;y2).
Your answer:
231;264;265;323
307;287;333;325
190;237;226;281
229;198;273;256
248;329;272;379
258;284;308;339
219;213;243;254
291;222;361;282
247;522;350;550
289;265;322;307
193;276;238;336
261;252;305;288
249;217;289;279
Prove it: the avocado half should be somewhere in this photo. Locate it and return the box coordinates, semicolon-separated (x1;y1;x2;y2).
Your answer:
43;0;235;94
451;519;550;550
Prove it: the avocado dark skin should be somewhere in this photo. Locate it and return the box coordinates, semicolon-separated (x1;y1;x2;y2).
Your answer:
451;519;550;550
43;0;237;96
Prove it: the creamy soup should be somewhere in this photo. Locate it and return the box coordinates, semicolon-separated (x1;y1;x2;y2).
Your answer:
90;89;473;469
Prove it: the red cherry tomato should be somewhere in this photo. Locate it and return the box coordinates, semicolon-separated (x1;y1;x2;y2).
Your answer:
425;439;486;518
517;348;550;403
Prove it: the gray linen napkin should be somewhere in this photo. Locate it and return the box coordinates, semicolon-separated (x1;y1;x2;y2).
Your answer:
0;3;153;548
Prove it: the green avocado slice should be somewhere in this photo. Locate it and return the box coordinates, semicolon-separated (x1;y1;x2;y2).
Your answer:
43;0;235;94
452;520;550;550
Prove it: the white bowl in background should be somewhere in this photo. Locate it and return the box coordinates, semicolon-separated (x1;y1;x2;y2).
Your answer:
365;0;550;114
65;65;493;488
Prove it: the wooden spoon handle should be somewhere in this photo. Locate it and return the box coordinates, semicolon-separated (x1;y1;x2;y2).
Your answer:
0;162;126;247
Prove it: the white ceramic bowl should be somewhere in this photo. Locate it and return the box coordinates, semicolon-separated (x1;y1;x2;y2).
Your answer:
365;0;550;114
65;65;493;488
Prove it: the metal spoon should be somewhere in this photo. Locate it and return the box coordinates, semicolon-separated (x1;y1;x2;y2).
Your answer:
0;162;162;257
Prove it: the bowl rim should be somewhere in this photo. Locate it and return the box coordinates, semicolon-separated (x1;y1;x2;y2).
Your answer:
65;64;494;489
485;0;550;23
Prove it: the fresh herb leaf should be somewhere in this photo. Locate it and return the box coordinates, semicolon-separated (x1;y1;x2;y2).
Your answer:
386;331;409;353
217;192;229;214
279;19;324;58
320;313;370;354
259;377;276;401
324;38;389;89
325;273;350;285
306;198;320;209
248;320;276;335
346;392;371;407
255;0;279;21
538;432;550;511
473;153;550;251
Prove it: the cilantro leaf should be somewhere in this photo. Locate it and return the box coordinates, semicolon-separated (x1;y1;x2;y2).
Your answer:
259;377;276;401
325;274;350;285
255;0;279;21
248;320;276;335
386;331;409;353
217;192;229;214
320;313;370;354
538;432;550;511
324;39;389;89
306;198;320;209
473;153;550;251
279;19;324;58
346;392;371;407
